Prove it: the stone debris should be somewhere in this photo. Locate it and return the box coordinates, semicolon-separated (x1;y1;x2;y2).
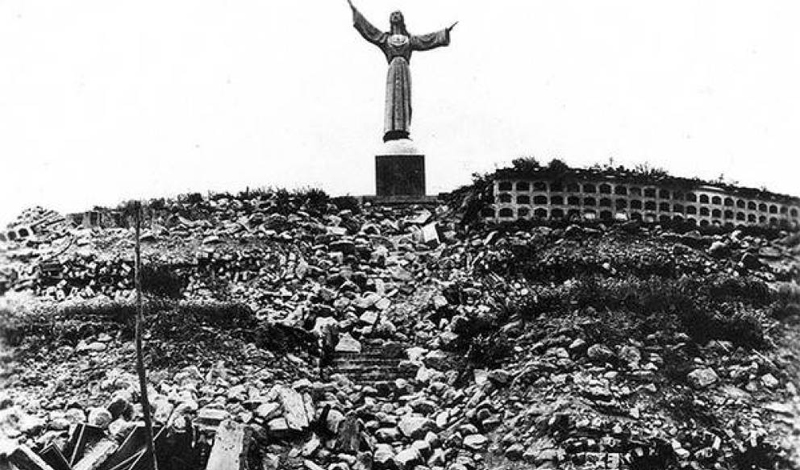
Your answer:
688;367;720;389
1;190;799;469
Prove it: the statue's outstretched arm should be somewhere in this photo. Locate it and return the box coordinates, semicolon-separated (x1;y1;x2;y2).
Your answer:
411;22;455;52
350;2;386;47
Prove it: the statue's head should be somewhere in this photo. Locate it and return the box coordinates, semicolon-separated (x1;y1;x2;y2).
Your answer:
389;11;408;34
390;11;405;26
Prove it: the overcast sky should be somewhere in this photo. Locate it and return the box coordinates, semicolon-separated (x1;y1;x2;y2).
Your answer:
1;0;798;224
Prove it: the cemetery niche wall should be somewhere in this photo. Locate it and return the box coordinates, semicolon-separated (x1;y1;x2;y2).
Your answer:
483;167;800;229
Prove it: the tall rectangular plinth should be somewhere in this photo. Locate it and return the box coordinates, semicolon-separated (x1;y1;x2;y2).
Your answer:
375;154;426;197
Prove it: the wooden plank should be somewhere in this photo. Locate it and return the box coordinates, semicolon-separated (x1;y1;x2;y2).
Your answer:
73;440;119;470
68;424;105;467
106;450;143;470
39;445;72;470
127;425;166;470
98;426;147;470
7;445;56;470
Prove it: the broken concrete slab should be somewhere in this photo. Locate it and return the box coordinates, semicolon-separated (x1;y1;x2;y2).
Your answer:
205;420;252;470
419;223;439;247
266;418;290;438
193;408;230;432
254;402;281;422
334;334;362;354
277;386;309;431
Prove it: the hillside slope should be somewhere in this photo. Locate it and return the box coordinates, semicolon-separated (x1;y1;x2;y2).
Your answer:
1;190;800;470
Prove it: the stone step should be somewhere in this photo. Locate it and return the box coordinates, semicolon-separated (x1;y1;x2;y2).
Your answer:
343;373;410;384
331;363;404;372
330;366;415;376
328;342;412;387
336;351;393;359
331;358;403;367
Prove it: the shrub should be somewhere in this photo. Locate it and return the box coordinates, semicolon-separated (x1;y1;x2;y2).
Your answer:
331;195;361;214
508;275;770;349
771;282;800;320
303;188;330;213
511;156;541;173
148;198;166;211
547;158;570;173
273;189;292;215
466;332;514;369
209;191;234;201
141;264;186;299
181;192;204;204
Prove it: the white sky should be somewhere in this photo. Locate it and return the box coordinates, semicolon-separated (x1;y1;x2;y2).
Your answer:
1;0;799;224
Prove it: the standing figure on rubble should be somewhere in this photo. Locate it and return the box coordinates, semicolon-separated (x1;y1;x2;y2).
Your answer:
347;0;457;142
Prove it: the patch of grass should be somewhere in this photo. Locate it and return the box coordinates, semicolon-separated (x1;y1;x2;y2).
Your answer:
509;274;771;349
771;282;800;320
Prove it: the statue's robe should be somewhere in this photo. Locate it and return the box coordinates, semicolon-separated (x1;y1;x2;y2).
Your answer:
352;9;450;141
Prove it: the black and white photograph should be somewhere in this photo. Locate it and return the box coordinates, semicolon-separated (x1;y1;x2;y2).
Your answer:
1;1;799;469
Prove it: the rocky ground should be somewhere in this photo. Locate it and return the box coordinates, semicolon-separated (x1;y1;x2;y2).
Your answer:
1;189;799;469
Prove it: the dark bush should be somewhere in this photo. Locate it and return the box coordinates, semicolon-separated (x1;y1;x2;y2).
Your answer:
466;332;514;369
182;192;204;204
209;191;234;201
141;264;186;299
251;323;318;356
516;289;564;320
331;195;362;215
707;276;771;306
148;198;166;211
508;275;769;349
304;188;330;213
511;156;541;173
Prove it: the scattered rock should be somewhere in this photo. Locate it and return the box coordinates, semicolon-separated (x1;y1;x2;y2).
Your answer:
688;368;719;389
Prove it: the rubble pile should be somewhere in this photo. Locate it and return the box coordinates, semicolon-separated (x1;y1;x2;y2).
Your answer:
1;188;800;469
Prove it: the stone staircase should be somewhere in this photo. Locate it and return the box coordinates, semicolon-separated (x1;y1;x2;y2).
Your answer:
327;339;415;389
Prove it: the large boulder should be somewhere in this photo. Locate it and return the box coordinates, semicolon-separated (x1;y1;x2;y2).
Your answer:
87;407;113;429
394;447;421;470
398;415;436;440
463;434;488;451
587;344;614;363
335;334;362;353
373;444;396;470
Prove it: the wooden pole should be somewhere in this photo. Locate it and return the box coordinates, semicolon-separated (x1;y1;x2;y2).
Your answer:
134;201;158;470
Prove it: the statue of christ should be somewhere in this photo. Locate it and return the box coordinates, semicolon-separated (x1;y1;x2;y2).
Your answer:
348;1;457;142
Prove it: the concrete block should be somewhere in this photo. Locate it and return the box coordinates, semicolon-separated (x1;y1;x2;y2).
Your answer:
375;154;425;197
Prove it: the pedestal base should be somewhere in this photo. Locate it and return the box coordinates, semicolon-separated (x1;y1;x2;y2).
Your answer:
375;154;425;198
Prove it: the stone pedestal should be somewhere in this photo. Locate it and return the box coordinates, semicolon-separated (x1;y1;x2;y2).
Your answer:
375;139;425;198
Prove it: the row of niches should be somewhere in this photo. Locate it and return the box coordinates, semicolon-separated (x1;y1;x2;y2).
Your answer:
494;193;800;218
496;180;795;207
0;226;33;243
482;206;798;227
